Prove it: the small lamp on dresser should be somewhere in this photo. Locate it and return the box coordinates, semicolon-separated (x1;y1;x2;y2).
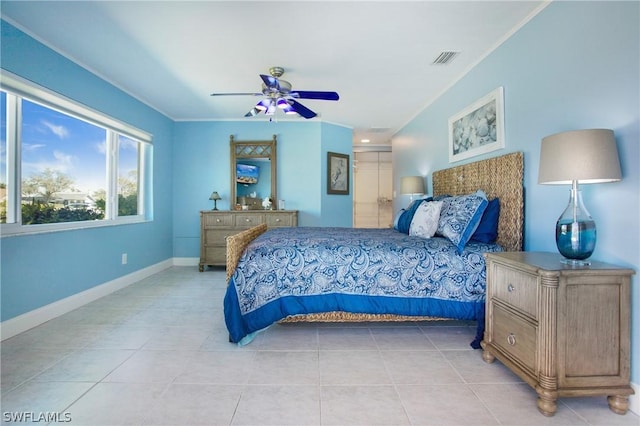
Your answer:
209;191;222;210
538;129;622;265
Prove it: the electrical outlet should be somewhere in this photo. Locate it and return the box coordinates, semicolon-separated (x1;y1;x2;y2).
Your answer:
121;253;127;265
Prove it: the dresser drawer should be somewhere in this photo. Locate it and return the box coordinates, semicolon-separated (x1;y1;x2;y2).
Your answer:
202;213;234;227
491;263;538;318
203;246;226;264
492;303;537;372
266;213;294;227
235;214;264;227
204;229;233;245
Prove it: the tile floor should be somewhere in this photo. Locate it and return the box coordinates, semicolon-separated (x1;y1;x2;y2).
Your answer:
1;266;638;425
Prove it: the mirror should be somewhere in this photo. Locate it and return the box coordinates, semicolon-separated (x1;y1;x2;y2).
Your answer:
230;135;277;210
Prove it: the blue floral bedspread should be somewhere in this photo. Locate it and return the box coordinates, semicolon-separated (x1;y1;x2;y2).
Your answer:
224;227;502;345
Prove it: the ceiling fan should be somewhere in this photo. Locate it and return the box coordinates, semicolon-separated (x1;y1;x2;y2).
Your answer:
210;66;339;119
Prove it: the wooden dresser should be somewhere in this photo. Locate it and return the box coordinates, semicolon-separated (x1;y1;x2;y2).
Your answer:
199;210;298;271
481;252;634;416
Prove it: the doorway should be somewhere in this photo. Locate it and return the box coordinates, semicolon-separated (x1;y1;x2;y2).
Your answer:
353;151;393;228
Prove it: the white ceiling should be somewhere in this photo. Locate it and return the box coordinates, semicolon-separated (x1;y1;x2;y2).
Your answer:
1;1;546;147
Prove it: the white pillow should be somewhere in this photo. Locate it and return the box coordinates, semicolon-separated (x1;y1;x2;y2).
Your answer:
409;200;444;238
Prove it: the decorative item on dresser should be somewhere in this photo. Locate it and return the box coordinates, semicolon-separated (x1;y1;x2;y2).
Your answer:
199;210;298;272
208;191;221;210
538;129;622;265
482;252;634;417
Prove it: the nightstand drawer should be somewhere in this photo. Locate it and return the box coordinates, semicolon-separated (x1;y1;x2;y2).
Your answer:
492;303;537;372
491;263;538;318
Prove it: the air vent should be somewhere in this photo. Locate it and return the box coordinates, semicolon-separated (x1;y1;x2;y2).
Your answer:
432;51;459;65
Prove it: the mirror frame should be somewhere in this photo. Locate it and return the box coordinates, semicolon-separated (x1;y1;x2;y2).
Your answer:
230;134;277;209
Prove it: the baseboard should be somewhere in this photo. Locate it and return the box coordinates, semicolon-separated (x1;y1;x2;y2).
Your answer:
173;257;199;266
630;381;639;415
0;258;173;341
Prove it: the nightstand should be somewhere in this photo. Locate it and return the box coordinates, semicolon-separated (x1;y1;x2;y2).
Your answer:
481;252;634;416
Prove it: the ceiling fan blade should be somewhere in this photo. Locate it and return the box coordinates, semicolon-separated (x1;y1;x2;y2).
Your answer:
260;74;280;90
290;91;339;101
244;107;262;117
210;92;262;96
289;99;317;119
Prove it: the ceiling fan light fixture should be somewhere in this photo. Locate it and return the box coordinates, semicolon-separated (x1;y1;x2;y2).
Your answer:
255;99;271;111
266;102;276;115
276;98;290;109
283;105;297;114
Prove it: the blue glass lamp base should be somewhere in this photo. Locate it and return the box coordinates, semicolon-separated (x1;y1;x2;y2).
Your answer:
560;258;591;266
556;219;596;266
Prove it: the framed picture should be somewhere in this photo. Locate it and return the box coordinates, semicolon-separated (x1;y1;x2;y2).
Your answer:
327;151;349;195
448;87;505;163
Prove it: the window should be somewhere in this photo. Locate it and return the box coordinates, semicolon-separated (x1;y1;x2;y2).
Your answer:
0;71;152;234
117;135;140;217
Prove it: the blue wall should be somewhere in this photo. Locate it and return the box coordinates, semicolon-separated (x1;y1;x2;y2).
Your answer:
393;1;639;383
0;21;175;321
172;120;353;258
1;20;354;321
320;122;354;226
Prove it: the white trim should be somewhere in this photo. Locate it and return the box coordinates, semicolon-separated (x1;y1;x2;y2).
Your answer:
0;259;173;340
173;257;199;267
630;382;639;416
1;215;147;238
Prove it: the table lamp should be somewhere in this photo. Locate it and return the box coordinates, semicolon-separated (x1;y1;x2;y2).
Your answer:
209;191;222;210
400;176;426;204
538;129;621;265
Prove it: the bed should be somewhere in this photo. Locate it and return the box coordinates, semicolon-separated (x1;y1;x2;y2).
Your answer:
224;152;523;346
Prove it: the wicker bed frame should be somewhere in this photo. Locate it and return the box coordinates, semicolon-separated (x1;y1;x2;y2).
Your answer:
226;151;524;323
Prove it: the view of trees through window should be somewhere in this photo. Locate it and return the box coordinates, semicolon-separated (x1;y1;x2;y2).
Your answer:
0;85;146;228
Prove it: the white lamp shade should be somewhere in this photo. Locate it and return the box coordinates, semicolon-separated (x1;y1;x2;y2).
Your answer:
400;176;426;195
538;129;622;184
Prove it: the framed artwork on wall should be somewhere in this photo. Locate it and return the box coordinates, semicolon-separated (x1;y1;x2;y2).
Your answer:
327;151;349;195
448;87;505;163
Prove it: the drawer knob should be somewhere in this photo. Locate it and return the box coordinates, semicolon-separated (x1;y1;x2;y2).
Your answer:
276;218;281;222
246;218;251;222
507;284;515;292
507;333;517;346
216;219;221;222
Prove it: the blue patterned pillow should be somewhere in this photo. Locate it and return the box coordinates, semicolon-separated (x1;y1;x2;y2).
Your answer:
436;191;488;253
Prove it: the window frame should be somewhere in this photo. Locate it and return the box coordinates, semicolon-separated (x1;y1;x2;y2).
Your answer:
1;71;153;237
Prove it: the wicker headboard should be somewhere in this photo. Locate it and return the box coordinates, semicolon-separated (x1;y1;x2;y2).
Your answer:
432;152;524;252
